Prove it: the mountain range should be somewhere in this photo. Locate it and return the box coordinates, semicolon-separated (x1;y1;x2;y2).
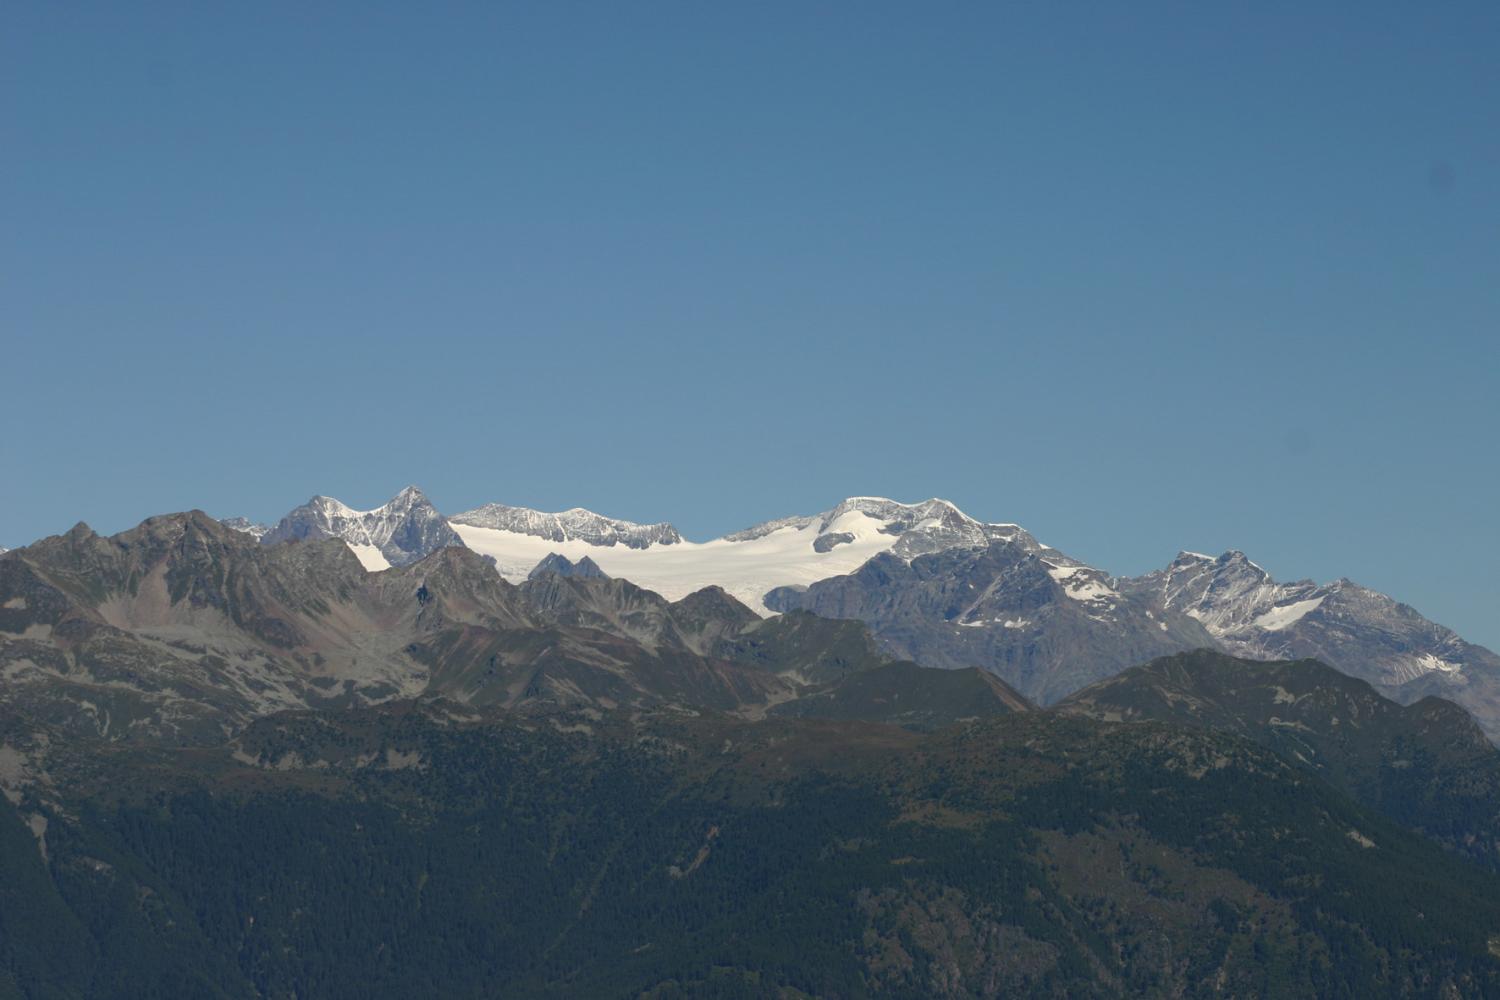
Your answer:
0;510;1041;748
204;487;1500;738
8;500;1500;994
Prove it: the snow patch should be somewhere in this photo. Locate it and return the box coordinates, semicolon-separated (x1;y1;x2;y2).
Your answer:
455;512;901;615
1415;653;1460;674
1044;563;1118;602
345;542;391;572
1253;597;1324;632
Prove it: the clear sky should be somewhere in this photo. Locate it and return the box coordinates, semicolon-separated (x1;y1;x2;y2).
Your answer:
3;3;1497;646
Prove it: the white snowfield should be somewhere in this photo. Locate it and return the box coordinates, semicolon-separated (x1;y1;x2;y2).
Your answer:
453;504;945;614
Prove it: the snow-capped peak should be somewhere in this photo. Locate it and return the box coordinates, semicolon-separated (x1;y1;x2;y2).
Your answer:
1137;549;1298;634
302;485;430;519
1122;550;1483;687
382;484;427;506
823;496;971;527
262;487;461;570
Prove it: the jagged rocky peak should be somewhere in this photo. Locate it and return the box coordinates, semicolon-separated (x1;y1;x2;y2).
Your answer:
449;503;683;549
1135;549;1306;635
671;585;759;624
220;517;272;540
527;553;607;580
1119;549;1500;697
261;486;463;570
1167;549;1275;585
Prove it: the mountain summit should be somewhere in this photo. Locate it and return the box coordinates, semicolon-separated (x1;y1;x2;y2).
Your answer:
1118;550;1500;729
261;486;462;569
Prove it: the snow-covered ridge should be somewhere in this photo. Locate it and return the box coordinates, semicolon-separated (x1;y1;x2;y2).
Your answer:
452;496;1019;613
249;490;1044;613
449;503;682;549
727;496;1017;534
725;497;1024;556
254;490;1031;605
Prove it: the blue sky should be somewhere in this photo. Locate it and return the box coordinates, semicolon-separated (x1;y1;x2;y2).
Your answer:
3;3;1497;646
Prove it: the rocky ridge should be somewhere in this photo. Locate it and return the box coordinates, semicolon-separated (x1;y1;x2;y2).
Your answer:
449;503;682;548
